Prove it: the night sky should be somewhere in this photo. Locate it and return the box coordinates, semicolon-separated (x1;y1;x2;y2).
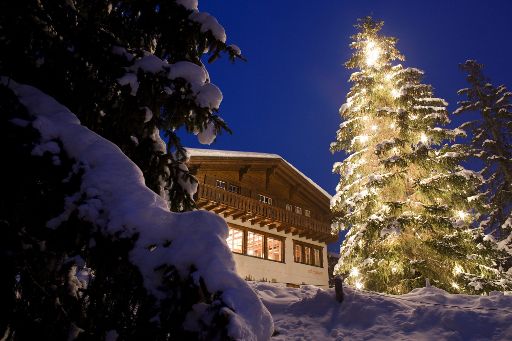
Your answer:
179;1;512;251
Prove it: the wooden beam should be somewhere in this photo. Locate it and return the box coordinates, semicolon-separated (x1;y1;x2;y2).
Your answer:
249;216;265;225
267;223;277;230
213;206;228;214
231;212;247;220
239;165;251;182
265;166;277;190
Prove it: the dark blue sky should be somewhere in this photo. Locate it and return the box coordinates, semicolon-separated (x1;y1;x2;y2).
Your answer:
180;1;512;250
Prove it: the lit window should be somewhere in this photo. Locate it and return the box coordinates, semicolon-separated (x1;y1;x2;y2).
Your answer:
216;180;226;190
295;206;302;215
286;204;293;211
226;227;243;253
294;244;302;263
304;246;311;264
267;237;282;262
228;184;240;194
247;231;264;258
258;194;272;205
314;249;321;266
304;209;311;217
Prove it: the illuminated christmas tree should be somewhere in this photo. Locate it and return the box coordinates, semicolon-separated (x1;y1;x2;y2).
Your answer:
331;17;512;294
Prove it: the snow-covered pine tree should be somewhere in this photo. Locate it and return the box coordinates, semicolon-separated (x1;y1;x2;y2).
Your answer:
0;0;242;211
455;60;512;268
331;17;511;294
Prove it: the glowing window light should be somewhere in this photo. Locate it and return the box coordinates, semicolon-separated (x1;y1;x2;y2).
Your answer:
365;40;381;67
420;132;429;144
355;281;364;290
350;267;360;278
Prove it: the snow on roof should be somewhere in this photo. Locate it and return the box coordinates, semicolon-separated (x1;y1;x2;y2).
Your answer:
186;148;332;199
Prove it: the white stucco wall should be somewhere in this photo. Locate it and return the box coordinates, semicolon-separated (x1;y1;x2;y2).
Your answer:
223;216;329;287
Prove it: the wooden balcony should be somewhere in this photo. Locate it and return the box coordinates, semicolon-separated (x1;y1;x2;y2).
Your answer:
196;184;335;243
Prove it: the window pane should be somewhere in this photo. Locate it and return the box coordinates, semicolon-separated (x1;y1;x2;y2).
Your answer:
247;231;264;258
314;249;321;266
305;209;311;217
216;180;226;189
295;206;302;214
304;246;311;264
226;227;243;253
294;244;302;263
229;184;240;193
286;204;292;211
267;237;282;262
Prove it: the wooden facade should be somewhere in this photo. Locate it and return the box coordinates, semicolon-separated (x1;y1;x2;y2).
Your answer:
188;150;335;243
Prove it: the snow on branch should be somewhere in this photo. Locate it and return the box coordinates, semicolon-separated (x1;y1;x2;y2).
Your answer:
2;78;273;340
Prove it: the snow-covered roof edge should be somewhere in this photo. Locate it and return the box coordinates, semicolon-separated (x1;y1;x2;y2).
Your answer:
186;148;332;200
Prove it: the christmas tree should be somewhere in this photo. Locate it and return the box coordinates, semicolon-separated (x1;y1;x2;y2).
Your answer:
455;60;512;268
331;17;511;294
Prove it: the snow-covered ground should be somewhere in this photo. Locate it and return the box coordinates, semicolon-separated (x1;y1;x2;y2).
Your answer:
251;282;512;340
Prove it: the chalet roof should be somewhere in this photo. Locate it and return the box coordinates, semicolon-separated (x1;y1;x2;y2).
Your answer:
186;148;332;200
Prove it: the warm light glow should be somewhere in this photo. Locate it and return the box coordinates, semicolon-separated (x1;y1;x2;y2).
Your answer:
350;267;360;277
451;282;460;290
355;281;364;290
456;210;468;220
410;114;418;120
453;264;464;275
362;115;369;121
384;73;393;81
359;135;369;144
391;88;401;99
371;124;378;131
391;266;398;274
420;132;428;144
389;122;396;129
365;40;381;67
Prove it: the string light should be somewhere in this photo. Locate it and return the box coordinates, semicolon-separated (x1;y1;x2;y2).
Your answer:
456;210;468;220
359;135;369;144
391;88;400;99
420;132;428;144
389;122;396;129
371;124;378;131
355;281;364;290
365;39;381;67
453;264;464;275
350;267;360;277
451;282;460;290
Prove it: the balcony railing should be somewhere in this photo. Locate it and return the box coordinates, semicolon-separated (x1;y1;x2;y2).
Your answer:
196;184;334;242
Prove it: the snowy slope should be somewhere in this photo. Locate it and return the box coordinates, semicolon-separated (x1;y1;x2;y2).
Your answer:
251;282;512;340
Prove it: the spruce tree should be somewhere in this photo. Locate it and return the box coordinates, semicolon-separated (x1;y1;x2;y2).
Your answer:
331;17;511;294
0;0;242;211
455;60;512;267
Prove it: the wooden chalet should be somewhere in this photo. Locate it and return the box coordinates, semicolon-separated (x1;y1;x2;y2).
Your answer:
187;148;336;287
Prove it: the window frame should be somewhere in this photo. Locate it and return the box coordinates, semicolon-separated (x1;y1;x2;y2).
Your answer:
258;194;273;205
226;224;285;263
292;240;323;268
215;179;227;190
